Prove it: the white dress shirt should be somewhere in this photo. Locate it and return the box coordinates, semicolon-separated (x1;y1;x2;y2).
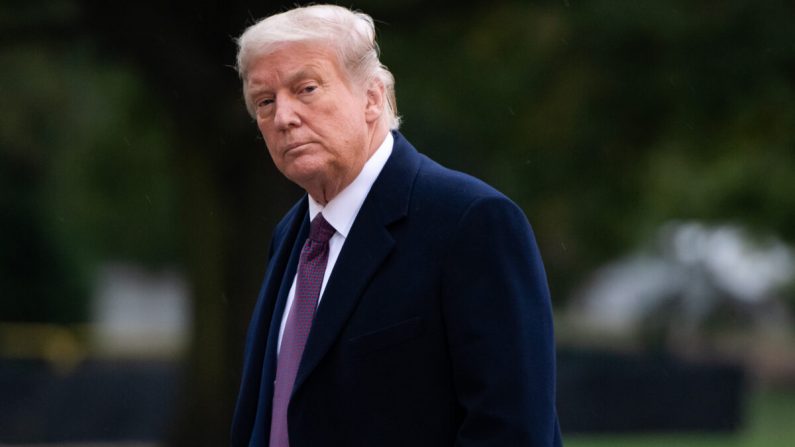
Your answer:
277;132;394;351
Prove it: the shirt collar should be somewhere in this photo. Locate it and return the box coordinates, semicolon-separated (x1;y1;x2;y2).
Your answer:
307;132;394;238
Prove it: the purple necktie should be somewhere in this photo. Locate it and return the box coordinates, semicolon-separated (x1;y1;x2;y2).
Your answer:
269;213;335;447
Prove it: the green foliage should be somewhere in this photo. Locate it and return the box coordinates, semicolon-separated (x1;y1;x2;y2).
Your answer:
0;39;179;322
3;0;793;317
379;0;795;299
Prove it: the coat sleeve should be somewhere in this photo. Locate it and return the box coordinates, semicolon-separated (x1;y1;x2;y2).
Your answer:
441;196;561;447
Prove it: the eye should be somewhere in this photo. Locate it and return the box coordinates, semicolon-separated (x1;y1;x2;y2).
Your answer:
300;84;318;95
254;97;275;119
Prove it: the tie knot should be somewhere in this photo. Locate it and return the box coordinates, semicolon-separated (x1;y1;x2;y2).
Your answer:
309;213;335;242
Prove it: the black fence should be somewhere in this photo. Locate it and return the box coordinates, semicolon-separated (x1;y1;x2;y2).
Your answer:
0;349;746;443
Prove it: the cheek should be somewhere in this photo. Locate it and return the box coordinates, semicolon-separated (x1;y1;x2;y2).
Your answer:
320;107;364;143
256;119;269;137
257;122;276;145
256;123;281;162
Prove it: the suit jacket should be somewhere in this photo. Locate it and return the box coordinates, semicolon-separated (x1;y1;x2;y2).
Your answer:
231;131;562;446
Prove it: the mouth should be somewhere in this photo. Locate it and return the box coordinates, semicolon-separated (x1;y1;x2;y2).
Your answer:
282;141;311;155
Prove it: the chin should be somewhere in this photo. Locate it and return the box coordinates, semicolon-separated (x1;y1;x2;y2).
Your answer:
283;165;327;188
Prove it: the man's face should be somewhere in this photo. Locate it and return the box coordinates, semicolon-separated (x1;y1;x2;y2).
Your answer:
245;42;373;199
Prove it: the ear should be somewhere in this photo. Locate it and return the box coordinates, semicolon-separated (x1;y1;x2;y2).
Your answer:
364;78;385;124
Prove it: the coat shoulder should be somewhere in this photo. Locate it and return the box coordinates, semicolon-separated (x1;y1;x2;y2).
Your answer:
413;154;519;219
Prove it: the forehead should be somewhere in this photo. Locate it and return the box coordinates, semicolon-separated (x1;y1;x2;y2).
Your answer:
245;41;344;87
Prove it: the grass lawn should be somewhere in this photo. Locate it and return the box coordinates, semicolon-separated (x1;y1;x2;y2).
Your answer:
563;389;795;447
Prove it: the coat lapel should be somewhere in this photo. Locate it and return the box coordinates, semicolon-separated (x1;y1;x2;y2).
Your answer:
293;131;422;393
232;198;308;446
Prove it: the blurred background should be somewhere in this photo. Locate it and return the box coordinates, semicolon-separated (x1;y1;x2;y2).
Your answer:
2;0;794;446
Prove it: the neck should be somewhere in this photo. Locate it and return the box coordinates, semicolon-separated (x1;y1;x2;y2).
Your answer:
307;124;389;206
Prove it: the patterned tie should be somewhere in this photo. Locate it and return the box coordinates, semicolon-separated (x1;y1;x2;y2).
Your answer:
269;213;335;447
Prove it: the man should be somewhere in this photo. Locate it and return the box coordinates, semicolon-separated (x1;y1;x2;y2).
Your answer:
231;4;561;446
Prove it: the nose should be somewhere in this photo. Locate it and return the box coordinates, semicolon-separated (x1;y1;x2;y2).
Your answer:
273;97;301;130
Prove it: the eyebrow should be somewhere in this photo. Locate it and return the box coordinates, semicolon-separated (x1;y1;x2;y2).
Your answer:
286;66;324;86
246;64;326;100
247;84;270;100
